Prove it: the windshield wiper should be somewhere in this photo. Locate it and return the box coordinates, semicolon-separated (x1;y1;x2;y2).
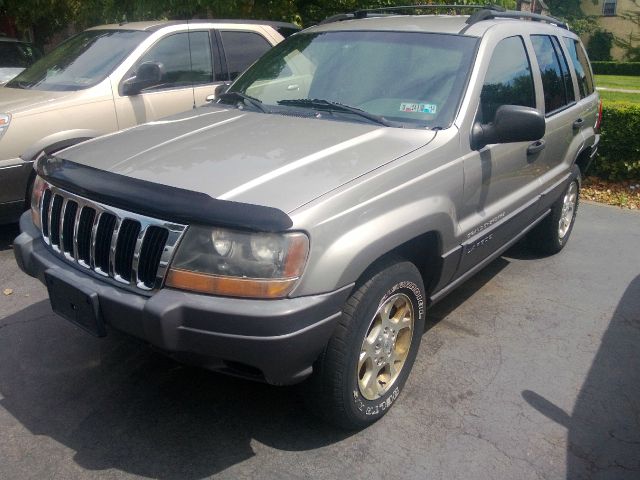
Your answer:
277;98;400;127
217;91;269;113
7;81;29;89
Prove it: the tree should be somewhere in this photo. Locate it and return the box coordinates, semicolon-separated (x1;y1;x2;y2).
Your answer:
545;0;582;18
588;29;614;61
1;0;520;48
0;0;74;48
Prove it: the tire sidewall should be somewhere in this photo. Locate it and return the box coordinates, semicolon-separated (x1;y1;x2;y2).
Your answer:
343;264;426;425
556;173;581;249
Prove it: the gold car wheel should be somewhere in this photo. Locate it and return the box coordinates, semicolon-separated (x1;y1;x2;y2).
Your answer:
357;293;414;401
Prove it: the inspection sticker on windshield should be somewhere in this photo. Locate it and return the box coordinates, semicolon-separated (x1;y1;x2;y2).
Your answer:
400;102;437;114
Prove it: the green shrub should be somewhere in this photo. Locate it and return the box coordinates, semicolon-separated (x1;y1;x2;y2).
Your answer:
592;102;640;181
592;62;640;76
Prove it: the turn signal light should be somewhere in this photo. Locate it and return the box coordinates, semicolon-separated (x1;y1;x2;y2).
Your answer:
165;268;298;298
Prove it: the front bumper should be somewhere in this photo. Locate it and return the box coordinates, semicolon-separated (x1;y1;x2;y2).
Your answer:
14;213;352;385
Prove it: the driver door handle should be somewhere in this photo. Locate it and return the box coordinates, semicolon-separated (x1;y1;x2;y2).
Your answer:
527;139;546;156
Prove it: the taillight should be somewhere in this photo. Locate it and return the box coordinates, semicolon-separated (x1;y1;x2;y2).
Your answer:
595;99;603;133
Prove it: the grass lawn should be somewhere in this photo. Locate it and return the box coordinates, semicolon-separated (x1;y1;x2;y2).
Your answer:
598;90;640;104
594;74;640;90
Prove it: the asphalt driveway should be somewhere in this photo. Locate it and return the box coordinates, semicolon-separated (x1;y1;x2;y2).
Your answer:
1;202;639;480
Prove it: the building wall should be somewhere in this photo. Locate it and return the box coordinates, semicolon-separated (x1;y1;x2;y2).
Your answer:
581;0;640;60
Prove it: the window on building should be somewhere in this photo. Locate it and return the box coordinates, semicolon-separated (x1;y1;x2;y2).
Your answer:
603;0;617;17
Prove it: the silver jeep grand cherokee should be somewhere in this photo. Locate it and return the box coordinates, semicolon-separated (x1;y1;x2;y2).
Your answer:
14;6;600;429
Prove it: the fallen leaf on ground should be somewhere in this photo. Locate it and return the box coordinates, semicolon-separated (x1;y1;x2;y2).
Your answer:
583;177;640;210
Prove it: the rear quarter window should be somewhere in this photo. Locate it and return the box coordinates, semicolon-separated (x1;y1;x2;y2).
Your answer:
531;35;574;115
562;38;594;98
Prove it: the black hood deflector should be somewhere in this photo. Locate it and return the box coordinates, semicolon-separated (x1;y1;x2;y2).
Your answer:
37;155;293;232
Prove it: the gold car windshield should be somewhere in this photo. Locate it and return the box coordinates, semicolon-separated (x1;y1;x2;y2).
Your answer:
7;30;149;92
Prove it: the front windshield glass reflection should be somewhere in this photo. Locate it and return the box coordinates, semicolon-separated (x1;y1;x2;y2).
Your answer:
229;31;478;129
6;30;149;91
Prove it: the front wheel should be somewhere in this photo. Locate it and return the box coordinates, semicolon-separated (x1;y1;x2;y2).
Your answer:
304;258;426;430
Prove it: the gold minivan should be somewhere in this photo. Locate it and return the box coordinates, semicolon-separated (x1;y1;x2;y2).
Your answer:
0;19;297;223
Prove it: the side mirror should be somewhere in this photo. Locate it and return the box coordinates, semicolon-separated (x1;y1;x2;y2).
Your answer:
122;61;163;96
206;83;231;102
471;105;545;150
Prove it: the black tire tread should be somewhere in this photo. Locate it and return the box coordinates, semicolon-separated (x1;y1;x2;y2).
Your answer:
528;168;581;255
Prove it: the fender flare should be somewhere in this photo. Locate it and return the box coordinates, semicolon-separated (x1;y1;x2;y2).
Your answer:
20;129;101;162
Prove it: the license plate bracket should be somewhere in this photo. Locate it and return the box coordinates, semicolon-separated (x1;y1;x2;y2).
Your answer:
45;269;106;337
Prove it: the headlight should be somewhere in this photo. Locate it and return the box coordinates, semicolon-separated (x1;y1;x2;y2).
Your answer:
31;175;47;229
0;113;11;139
166;225;309;299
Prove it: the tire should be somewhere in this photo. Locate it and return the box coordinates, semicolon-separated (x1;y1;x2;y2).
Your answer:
304;257;426;430
528;167;581;255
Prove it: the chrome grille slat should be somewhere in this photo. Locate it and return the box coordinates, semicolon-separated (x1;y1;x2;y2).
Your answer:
131;226;148;288
90;211;102;270
49;194;63;251
71;203;82;262
108;216;123;279
37;181;187;294
59;197;69;253
41;189;52;241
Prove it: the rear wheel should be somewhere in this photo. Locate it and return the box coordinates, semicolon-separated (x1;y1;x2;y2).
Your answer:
305;258;426;430
529;169;580;255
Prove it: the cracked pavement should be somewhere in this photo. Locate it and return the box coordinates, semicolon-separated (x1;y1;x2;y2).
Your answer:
0;202;639;480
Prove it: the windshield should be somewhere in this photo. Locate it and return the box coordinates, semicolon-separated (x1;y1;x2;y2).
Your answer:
6;30;149;91
0;42;41;68
229;31;478;129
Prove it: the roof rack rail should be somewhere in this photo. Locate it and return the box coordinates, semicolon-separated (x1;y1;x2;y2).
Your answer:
319;4;506;25
466;9;568;29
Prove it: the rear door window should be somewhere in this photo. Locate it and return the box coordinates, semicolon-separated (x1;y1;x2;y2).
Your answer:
531;35;572;115
480;36;536;123
552;36;575;105
562;38;594;99
220;31;272;80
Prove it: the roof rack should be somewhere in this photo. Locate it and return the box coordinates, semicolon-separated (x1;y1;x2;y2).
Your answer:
319;4;506;25
465;9;568;29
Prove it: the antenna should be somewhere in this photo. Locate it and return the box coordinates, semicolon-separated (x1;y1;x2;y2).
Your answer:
187;19;197;109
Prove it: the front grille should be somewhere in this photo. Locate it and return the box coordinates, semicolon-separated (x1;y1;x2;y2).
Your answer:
39;182;187;291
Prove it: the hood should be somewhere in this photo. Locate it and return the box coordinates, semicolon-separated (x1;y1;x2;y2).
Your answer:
59;106;436;213
0;68;24;85
0;86;70;115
